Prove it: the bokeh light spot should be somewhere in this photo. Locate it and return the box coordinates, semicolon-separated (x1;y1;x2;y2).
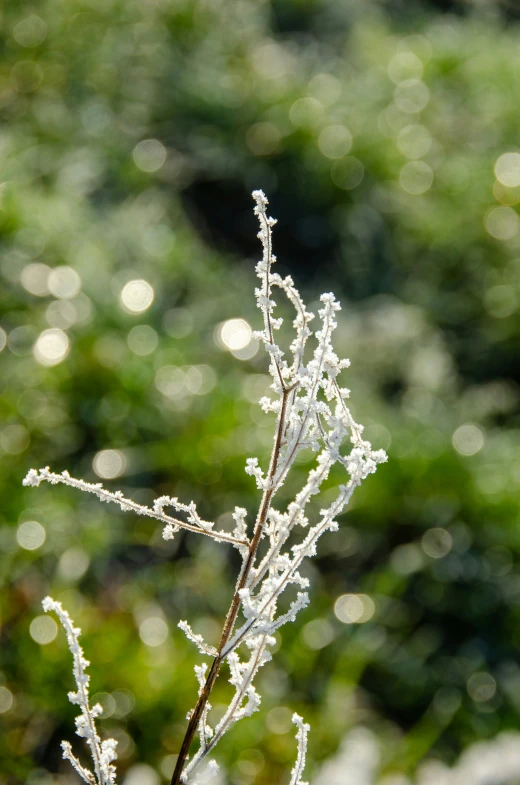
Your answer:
155;366;186;398
133;139;166;173
301;618;335;650
308;73;341;105
46;300;78;329
493;179;520;206
400;161;433;194
13;15;47;47
1;424;30;454
17;520;45;550
289;97;322;128
388;52;424;84
185;365;217;395
112;689;135;718
30;615;58;645
93;449;126;479
58;547;90;581
34;328;69;366
120;280;154;313
334;593;375;624
485;206;520;241
266;706;293;734
20;263;51;296
48;266;81;299
393;79;429;114
421;528;453;559
452;424;484;456
467;672;496;702
9;325;37;356
122;764;160;785
0;687;13;714
318;125;352;159
397;124;432;159
127;325;158;356
484;285;517;318
495;152;520;187
232;340;259;361
217;319;252;351
331;157;364;190
139;617;168;647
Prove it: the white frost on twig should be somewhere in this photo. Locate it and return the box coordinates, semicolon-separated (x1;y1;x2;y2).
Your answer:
27;190;387;785
42;597;118;785
183;191;386;778
179;620;218;657
23;468;248;548
290;713;310;785
155;496;214;532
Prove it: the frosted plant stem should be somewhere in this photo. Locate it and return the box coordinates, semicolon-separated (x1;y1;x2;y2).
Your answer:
41;597;118;785
290;714;310;785
258;207;285;391
28;190;386;785
170;386;291;785
186;628;272;774
23;468;247;547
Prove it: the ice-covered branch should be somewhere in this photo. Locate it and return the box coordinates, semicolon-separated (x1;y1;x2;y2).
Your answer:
223;445;386;659
28;190;387;785
42;597;117;785
249;448;334;591
182;632;274;781
252;189;287;391
155;496;215;533
290;714;310;785
171;192;387;784
178;621;218;657
23;468;248;548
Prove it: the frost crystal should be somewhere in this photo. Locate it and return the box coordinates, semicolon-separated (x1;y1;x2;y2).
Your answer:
42;597;117;785
290;714;311;785
26;191;387;785
180;191;386;783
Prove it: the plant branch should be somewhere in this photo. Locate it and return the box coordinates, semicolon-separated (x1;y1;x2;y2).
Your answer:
23;468;248;547
170;386;291;785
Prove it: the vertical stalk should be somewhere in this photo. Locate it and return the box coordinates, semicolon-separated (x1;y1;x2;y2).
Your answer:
170;387;290;785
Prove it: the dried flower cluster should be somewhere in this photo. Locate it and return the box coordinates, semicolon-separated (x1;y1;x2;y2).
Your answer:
25;191;386;784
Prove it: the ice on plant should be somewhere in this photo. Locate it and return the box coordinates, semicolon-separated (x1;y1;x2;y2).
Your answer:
25;191;387;785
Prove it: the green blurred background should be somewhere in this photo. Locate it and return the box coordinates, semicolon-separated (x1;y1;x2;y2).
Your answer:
2;0;520;783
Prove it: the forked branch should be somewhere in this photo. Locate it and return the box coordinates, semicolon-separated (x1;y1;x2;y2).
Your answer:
26;190;387;785
23;467;248;548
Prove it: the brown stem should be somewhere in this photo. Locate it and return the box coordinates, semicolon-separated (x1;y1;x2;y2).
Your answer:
170;388;290;785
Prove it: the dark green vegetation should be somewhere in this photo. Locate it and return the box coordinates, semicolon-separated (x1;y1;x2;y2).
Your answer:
1;1;520;783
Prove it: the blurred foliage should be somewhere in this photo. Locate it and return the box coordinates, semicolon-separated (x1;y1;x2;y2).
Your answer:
1;0;520;783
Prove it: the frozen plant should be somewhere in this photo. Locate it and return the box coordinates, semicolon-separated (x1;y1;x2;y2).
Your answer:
40;597;117;785
24;190;387;784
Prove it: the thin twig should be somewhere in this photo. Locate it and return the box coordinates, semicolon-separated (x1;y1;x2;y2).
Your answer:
169;387;291;785
23;468;248;547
